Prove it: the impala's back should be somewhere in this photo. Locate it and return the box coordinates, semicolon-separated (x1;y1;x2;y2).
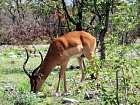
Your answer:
46;31;96;62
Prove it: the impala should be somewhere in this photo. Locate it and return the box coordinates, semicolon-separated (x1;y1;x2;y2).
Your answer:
23;31;97;96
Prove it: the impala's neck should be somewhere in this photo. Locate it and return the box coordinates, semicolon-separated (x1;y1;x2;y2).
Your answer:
37;56;56;79
34;55;57;93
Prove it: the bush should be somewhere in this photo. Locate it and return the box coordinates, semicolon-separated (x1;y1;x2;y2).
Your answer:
11;92;40;105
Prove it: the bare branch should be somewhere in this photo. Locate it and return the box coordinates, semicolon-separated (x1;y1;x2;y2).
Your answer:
62;0;77;25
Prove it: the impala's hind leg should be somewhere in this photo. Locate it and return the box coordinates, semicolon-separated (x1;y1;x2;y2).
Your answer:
83;47;99;89
77;54;86;82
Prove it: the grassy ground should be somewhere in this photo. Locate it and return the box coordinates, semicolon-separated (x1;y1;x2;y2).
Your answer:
0;44;140;105
0;46;98;105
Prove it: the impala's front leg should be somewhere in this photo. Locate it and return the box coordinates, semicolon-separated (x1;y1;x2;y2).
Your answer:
55;61;68;97
63;70;71;96
55;71;62;97
64;71;67;93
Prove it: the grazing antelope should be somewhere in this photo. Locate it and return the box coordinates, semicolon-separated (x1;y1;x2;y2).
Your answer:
23;31;97;96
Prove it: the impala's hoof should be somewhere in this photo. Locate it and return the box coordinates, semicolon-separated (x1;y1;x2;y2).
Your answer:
96;82;101;86
62;91;71;96
52;93;61;97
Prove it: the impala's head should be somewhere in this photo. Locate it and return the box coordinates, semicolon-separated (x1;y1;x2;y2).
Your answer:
23;49;44;93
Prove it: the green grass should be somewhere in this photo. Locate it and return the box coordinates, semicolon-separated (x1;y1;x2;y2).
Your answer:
0;44;140;105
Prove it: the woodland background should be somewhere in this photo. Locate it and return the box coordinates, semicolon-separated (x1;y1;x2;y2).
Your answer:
0;0;140;60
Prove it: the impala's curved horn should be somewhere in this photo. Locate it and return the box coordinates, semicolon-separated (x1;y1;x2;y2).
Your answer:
23;48;31;78
32;51;43;76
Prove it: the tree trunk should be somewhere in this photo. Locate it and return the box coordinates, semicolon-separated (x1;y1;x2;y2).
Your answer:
99;30;106;60
98;2;110;60
76;23;82;31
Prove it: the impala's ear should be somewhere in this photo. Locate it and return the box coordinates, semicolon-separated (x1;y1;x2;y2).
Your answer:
38;73;44;80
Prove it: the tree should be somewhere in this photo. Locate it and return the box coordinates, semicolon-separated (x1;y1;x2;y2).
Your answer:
61;0;118;60
111;0;140;45
90;0;111;60
62;0;84;31
0;0;60;44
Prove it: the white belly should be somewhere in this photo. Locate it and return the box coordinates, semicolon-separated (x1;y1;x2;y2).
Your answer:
63;45;83;58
